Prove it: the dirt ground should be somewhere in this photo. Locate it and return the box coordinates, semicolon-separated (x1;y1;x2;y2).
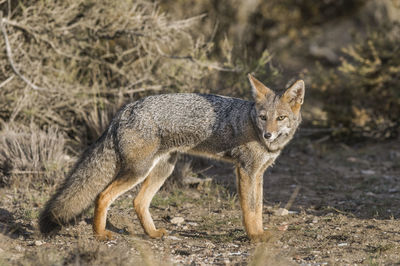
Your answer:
0;136;399;265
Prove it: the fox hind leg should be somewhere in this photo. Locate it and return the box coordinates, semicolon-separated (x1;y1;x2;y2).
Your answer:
93;155;161;240
93;169;149;240
134;153;177;238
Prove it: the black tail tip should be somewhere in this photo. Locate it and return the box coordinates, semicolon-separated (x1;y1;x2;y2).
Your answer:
38;211;62;235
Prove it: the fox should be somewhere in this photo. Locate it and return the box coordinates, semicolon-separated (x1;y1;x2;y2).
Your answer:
39;74;305;242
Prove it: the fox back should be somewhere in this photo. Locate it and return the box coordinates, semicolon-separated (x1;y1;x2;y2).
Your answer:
112;75;304;160
114;93;254;156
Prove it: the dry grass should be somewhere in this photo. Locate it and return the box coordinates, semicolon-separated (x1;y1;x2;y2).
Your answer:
0;123;70;187
0;0;227;146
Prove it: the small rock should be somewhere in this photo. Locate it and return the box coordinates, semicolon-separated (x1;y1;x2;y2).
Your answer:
106;240;117;247
274;208;289;216
205;242;216;248
167;236;181;241
389;150;400;159
338;243;348;247
79;220;87;226
383;175;395;180
183;203;194;208
34;240;44;246
187;222;198;227
361;169;375;175
171;217;185;225
15;245;25;252
278;224;288;231
312;217;319;224
347;157;357;162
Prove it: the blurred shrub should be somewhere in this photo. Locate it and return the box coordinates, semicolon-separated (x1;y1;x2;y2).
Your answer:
0;123;71;187
159;0;368;96
160;0;366;56
0;0;223;146
314;24;400;140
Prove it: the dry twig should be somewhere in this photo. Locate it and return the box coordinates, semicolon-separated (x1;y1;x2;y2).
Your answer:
0;12;45;91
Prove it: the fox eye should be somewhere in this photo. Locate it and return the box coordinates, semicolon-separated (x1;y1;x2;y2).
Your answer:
277;116;286;121
259;115;267;121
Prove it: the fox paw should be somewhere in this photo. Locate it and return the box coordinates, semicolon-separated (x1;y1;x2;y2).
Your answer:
249;230;273;243
148;228;167;239
94;230;114;241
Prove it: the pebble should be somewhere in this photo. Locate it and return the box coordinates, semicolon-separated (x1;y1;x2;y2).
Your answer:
34;240;44;246
205;242;216;248
167;236;181;241
274;208;289;216
15;245;25;252
278;224;288;231
187;222;198;227
171;217;185;225
361;169;375;175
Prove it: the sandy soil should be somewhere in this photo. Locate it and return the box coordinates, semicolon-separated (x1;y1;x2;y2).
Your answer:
0;137;399;265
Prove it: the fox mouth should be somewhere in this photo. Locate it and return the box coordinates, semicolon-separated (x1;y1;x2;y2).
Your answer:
264;132;283;143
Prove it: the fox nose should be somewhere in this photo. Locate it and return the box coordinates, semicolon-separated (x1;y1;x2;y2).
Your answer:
263;132;272;139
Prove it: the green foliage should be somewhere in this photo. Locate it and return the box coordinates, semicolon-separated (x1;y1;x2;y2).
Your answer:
317;24;400;140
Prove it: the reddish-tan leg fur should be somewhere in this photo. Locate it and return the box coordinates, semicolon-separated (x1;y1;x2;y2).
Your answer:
93;153;176;240
93;173;143;240
236;167;271;242
134;154;177;238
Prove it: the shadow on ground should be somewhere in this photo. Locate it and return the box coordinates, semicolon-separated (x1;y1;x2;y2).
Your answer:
203;137;400;220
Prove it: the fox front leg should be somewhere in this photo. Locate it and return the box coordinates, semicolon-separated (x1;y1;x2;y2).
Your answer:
236;167;271;242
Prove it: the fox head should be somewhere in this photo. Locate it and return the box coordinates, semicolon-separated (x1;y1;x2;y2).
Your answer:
248;74;305;151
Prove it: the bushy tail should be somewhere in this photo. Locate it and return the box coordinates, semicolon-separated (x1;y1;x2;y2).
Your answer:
39;133;118;234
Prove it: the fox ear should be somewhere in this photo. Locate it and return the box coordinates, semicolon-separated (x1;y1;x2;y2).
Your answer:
282;80;305;114
248;74;273;102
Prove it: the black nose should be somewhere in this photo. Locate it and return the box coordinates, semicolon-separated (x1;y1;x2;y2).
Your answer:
263;132;272;139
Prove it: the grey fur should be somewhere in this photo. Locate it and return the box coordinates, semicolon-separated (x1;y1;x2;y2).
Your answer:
39;80;304;236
